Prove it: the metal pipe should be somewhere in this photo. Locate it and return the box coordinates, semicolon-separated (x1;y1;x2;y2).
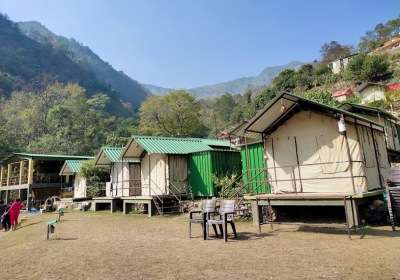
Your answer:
370;123;383;188
294;136;303;193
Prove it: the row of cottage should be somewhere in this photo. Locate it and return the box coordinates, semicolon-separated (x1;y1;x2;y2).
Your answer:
0;93;399;217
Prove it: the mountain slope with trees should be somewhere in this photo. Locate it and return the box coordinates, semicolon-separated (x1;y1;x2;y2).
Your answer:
0;14;132;115
144;61;303;97
17;21;150;110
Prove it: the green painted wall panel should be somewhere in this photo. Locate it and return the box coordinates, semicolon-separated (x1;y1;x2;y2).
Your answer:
241;142;270;194
189;150;241;197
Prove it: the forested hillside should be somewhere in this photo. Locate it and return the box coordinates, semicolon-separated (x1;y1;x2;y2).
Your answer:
0;14;132;115
17;21;150;110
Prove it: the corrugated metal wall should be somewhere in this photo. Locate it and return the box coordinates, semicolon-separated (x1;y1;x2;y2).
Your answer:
241;142;270;194
189;150;241;197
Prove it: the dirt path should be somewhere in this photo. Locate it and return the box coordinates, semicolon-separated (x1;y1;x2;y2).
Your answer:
0;212;399;280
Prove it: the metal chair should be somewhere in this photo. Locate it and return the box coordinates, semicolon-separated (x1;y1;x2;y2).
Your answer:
386;167;400;231
189;198;218;239
206;200;237;242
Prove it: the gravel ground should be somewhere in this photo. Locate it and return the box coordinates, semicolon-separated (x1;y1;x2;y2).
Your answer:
0;211;399;280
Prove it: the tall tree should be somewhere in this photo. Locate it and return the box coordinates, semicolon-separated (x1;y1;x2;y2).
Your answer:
139;90;206;137
320;41;353;63
358;16;400;52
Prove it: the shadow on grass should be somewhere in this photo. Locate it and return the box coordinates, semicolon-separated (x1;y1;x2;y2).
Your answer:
49;237;79;241
203;231;272;242
294;225;400;239
358;227;400;239
235;231;272;241
16;221;42;230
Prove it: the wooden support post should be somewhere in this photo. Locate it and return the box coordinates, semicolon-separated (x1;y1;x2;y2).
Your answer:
19;161;23;185
343;197;351;239
27;159;34;211
294;137;303;193
27;159;33;184
26;185;31;211
370;124;383;188
148;201;152;217
344;134;356;193
7;164;11;186
251;200;262;234
110;200;115;213
267;198;273;230
0;166;3;188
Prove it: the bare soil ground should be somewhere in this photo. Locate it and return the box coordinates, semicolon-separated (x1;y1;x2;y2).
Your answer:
0;211;400;280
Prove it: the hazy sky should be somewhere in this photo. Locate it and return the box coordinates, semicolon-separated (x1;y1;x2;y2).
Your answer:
0;0;399;88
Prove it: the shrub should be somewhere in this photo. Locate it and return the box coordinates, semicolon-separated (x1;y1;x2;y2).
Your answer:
345;54;391;83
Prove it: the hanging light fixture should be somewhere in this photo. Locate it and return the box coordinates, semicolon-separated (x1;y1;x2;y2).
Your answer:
280;100;286;113
338;114;346;135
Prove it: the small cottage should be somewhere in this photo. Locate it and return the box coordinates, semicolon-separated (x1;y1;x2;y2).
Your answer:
121;135;240;197
59;159;91;199
329;53;357;74
244;93;390;194
243;93;391;227
0;153;91;208
331;87;353;102
94;146;140;197
357;82;386;104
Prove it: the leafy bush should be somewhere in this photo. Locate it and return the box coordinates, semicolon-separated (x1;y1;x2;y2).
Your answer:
301;88;339;107
345;54;391;83
80;159;109;197
213;173;242;198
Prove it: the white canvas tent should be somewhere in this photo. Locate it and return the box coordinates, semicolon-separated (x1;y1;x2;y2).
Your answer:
121;135;232;196
94;147;140;197
244;93;390;195
59;159;90;198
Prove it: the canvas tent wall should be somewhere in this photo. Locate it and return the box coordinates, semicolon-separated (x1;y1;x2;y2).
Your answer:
240;142;270;194
340;103;400;161
244;93;390;195
189;150;241;197
94;147;140;197
122;135;237;197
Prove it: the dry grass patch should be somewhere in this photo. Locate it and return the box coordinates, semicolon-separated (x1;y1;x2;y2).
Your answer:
0;211;399;280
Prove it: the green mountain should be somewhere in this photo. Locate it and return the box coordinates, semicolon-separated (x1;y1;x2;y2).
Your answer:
144;61;303;97
0;14;135;114
17;21;150;110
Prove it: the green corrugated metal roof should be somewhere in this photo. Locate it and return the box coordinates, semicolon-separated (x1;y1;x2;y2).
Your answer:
103;147;124;163
65;160;85;173
13;152;92;160
199;138;231;147
95;147;140;165
132;135;232;155
2;152;92;165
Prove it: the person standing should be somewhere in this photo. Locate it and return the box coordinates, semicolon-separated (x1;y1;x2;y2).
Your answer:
0;200;6;230
1;201;11;231
9;198;23;231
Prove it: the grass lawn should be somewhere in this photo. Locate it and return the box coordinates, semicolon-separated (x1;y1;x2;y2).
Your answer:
0;211;399;280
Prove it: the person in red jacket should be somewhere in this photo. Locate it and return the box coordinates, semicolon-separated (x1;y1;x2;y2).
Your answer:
9;198;23;231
